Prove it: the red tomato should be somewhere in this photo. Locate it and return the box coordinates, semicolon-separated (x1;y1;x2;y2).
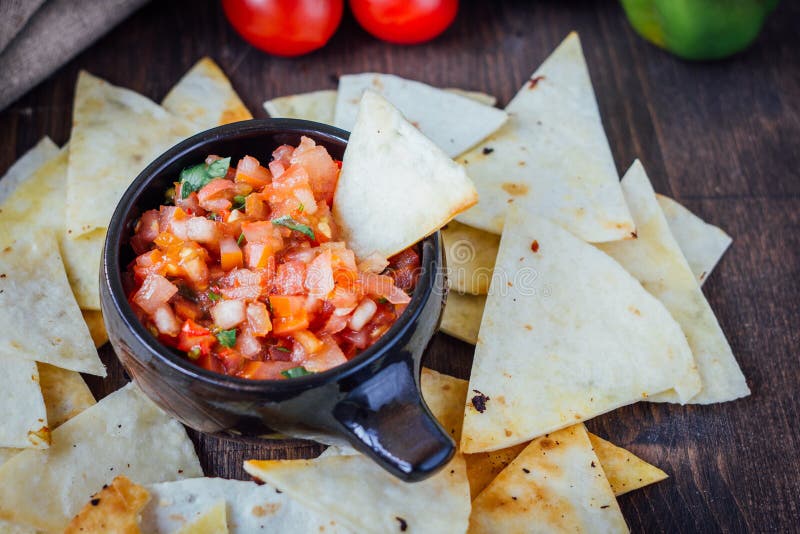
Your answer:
222;0;344;57
349;0;458;44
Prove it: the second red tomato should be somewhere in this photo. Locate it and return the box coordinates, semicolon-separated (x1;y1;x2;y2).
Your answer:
349;0;459;45
223;0;344;57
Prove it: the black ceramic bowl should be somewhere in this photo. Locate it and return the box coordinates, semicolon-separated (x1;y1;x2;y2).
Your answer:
100;119;453;482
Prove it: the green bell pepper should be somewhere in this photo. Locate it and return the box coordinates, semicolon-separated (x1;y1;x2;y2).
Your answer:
620;0;779;60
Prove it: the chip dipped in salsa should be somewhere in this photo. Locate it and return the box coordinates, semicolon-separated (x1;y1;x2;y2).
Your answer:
125;136;420;380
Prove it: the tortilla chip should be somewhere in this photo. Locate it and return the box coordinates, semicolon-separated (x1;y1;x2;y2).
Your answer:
83;309;109;347
37;363;95;427
60;228;105;310
464;443;528;499
421;367;470;443
588;433;668;496
0;382;202;532
0;232;105;376
265;87;497;126
333;90;478;259
174;499;227;534
460;206;700;454
64;475;151;534
443;88;497;107
66;71;196;238
440;292;485;345
455;33;635;243
0;137;58;205
656;194;732;286
163;57;252;130
442;221;499;295
264;89;338;124
0;360;48;449
141;478;348;533
469;424;628;533
0;520;36;534
244;453;470;534
335;73;508;157
597;161;749;404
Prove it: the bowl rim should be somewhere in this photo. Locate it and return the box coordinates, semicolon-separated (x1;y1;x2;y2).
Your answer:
102;118;441;393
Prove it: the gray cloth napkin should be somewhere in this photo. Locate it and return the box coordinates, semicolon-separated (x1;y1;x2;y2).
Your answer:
0;0;151;111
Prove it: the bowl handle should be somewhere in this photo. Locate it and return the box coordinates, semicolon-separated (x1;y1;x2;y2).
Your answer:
332;360;455;482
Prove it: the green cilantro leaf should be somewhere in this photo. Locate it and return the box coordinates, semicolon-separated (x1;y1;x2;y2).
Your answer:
187;347;201;360
232;195;247;211
281;366;314;379
179;163;212;199
271;215;315;240
275;346;291;352
237;233;245;246
207;290;221;302
207;157;231;178
297;202;304;213
216;329;237;348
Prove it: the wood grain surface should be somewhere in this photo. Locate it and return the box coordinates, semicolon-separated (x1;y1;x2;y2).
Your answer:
1;1;798;532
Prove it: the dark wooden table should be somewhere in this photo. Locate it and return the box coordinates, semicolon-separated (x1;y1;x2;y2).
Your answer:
1;1;798;532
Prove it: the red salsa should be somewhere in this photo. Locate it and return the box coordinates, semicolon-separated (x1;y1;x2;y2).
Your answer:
125;137;420;380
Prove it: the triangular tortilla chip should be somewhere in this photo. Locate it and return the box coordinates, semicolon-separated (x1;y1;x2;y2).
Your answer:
455;33;635;242
0;383;202;532
656;194;732;285
597;161;748;403
66;71;197;238
587;433;668;496
440;292;485;345
0;146;101;309
333;90;478;259
442;221;499;295
421;367;470;443
0;360;48;449
0;232;104;375
163;57;252;130
175;499;227;534
265;87;497;126
335;73;508;157
469;424;628;533
461;207;700;454
83;309;109;347
37;363;95;427
264;89;338;124
142;478;350;534
244;453;470;534
64;475;151;534
0;137;58;205
443;88;497;107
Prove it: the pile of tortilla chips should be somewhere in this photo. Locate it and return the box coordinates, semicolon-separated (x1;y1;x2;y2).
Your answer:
0;29;750;532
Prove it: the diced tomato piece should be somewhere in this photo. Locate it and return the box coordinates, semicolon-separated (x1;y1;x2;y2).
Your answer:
235;156;271;189
216;347;245;375
357;252;390;274
327;285;360;310
305;249;334;298
186;217;221;246
239;360;297;380
131;210;160;254
292;329;323;354
244;242;273;269
198;178;235;212
175;190;202;214
245;193;268;219
291;136;340;204
303;335;348;372
133;274;178;315
220;235;243;271
359;272;411;304
196;352;224;374
272;145;294;166
246;302;272;337
241;221;275;243
177;319;216;356
388;248;421;291
270;295;309;336
273;260;307;295
218;268;269;300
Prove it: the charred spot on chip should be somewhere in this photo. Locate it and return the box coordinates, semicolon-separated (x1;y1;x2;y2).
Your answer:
396;516;408;531
522;468;530;474
482;147;494;155
601;505;610;509
90;498;100;506
471;390;490;413
591;461;596;468
630;231;638;239
528;75;545;89
531;240;540;253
